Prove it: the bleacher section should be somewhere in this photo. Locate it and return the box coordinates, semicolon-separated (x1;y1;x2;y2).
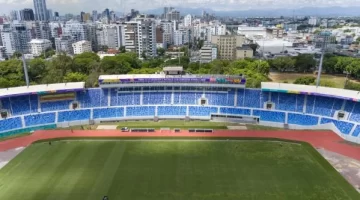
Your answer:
158;106;186;116
58;110;91;122
320;118;354;135
253;110;285;123
93;108;124;119
1;85;360;142
288;113;318;126
24;113;56;126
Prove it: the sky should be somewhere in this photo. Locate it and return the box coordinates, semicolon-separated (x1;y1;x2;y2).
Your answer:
1;0;360;15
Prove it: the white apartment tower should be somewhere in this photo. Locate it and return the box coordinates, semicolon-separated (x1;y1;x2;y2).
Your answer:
55;35;74;54
63;21;87;42
29;39;51;56
184;14;192;27
33;0;49;21
1;23;32;56
72;40;92;54
124;19;156;58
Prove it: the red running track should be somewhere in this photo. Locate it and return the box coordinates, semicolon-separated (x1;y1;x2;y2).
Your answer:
0;129;359;161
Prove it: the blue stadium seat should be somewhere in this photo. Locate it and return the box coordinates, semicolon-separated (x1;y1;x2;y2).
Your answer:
330;99;343;117
57;109;91;122
93;108;124;119
320;118;354;135
295;95;305;112
0;117;22;132
126;106;155;117
276;93;296;111
173;92;202;105
253;110;285;123
219;107;251;115
305;95;316;114
24;113;56;126
313;96;334;117
288;113;318;126
158;106;186;116
351;125;360;137
77;89;108;108
189;106;217;116
205;91;235;106
243;89;261;108
41;100;73;112
110;90;141;106
143;92;171;105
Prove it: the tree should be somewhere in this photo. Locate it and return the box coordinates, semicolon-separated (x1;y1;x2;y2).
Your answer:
322;54;339;74
11;51;22;59
141;50;147;60
0;59;25;88
293;76;316;85
269;57;295;72
63;72;88;82
157;48;165;57
208;60;230;74
28;58;47;82
100;56;132;74
99;45;108;52
248;43;259;55
73;52;100;74
294;54;316;72
119;46;126;53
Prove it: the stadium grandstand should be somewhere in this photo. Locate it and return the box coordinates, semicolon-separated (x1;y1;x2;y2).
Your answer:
0;67;359;144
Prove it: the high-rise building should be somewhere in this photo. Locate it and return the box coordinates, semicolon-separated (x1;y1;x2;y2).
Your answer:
166;9;180;21
47;9;53;21
33;0;48;21
92;10;97;22
124;19;156;58
55;35;74;54
28;39;51;56
85;23;98;51
200;42;217;63
19;9;35;21
160;21;173;45
10;10;19;21
72;40;92;54
184;14;192;27
96;24;124;50
63;21;87;42
1;22;32;56
211;35;246;60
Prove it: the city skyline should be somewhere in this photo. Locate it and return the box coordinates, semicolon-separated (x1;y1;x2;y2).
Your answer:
1;0;360;16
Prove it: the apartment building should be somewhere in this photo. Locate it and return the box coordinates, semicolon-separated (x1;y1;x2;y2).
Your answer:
211;35;245;60
200;42;217;63
72;40;92;54
29;39;51;56
124;19;156;58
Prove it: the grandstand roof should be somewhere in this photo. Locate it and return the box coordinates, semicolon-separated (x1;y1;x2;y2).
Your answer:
0;82;85;98
261;82;360;101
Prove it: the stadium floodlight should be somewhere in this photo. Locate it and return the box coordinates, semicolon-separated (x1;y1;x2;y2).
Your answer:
314;31;336;87
22;54;30;87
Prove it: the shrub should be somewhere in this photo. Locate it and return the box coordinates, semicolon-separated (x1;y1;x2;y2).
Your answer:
293;76;316;85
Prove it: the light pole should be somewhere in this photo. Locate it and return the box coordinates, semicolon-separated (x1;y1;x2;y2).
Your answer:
315;31;332;87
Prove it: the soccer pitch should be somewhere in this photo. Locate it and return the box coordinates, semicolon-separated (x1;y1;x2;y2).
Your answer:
0;139;358;200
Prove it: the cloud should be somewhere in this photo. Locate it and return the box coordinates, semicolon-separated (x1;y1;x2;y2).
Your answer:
1;0;360;15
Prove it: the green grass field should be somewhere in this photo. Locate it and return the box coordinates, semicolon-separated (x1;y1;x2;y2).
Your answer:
0;139;358;200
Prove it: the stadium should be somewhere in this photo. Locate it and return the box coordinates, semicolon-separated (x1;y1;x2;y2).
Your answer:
0;66;359;199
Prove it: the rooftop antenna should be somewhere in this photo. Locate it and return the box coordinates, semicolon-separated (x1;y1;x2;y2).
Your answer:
315;31;335;87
